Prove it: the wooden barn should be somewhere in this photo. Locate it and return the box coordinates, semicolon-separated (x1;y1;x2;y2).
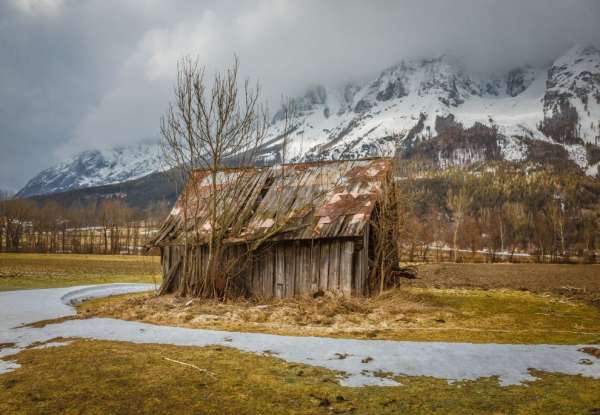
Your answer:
151;158;392;298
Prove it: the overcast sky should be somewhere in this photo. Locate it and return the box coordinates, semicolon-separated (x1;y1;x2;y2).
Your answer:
1;0;599;191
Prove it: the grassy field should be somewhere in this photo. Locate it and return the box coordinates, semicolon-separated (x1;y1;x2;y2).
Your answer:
3;255;600;344
78;263;600;344
2;339;600;415
2;256;600;414
0;253;161;290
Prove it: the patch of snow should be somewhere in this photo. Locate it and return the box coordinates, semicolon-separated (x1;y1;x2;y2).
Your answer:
499;136;528;162
1;285;599;387
587;162;600;177
31;341;73;350
564;144;589;169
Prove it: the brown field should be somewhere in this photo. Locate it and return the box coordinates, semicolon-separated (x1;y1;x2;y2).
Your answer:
407;263;600;308
0;253;161;290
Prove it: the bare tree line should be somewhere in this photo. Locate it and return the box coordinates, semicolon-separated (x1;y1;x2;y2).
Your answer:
159;55;272;297
0;196;170;254
390;161;600;263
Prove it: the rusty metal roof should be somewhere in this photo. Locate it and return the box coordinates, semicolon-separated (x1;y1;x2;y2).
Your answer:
151;158;391;246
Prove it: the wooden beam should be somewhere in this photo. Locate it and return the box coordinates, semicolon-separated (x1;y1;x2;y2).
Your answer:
319;243;329;292
275;246;285;298
265;248;274;298
284;244;296;297
340;241;353;296
329;241;340;292
310;242;320;293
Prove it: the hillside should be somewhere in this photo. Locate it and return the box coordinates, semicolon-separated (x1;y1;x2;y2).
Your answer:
17;143;163;198
27;171;177;210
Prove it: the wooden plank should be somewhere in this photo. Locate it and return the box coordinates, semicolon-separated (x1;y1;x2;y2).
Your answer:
362;229;369;296
174;246;183;293
202;246;210;283
275;246;285;298
353;235;368;296
194;247;201;294
294;245;303;295
310;242;320;293
284;244;296;297
186;248;193;294
303;245;312;295
159;255;181;295
251;253;260;296
319;243;329;292
340;241;353;296
264;248;274;299
352;243;360;296
296;245;310;295
161;247;169;276
328;241;340;292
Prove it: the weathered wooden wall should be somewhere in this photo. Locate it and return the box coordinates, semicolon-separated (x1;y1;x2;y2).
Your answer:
160;237;369;298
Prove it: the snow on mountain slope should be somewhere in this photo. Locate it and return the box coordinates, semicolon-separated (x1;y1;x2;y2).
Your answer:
542;45;600;145
18;45;600;198
264;45;600;175
17;143;163;198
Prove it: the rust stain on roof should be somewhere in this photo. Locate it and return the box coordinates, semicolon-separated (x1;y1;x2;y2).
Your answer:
152;158;391;246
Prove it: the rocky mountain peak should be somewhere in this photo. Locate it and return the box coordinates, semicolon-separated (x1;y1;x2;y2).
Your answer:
18;45;600;198
17;143;163;198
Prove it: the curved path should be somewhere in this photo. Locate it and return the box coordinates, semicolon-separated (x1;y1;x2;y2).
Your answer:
0;284;599;387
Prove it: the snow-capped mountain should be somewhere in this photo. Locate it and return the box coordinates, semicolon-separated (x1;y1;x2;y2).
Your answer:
18;45;600;198
17;143;163;198
264;44;600;175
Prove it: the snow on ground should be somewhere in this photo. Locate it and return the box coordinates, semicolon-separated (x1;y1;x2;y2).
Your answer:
1;284;599;387
1;283;157;329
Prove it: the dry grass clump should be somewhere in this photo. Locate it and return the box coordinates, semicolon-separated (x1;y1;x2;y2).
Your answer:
79;288;454;338
73;262;600;344
78;283;600;344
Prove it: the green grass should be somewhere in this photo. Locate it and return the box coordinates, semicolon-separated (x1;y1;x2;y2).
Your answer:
1;340;599;414
0;253;161;290
398;288;600;344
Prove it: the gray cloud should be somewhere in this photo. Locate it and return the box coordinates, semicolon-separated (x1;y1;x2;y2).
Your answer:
1;0;599;191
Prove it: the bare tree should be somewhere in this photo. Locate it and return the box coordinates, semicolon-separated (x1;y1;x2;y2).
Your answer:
160;55;270;297
447;185;472;262
0;190;13;250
